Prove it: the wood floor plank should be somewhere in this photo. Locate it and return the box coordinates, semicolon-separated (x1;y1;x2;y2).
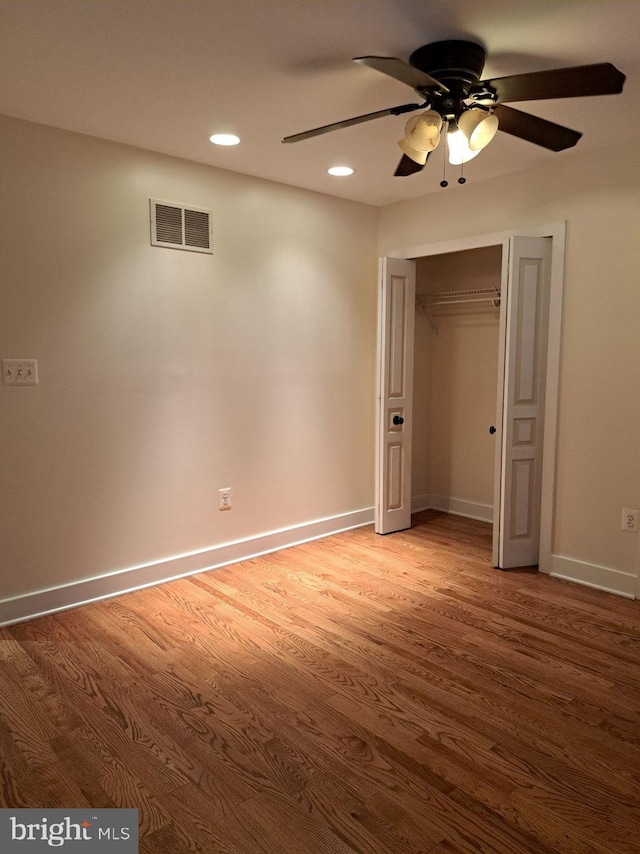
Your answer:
1;511;639;853
143;822;201;854
238;789;359;854
428;842;468;854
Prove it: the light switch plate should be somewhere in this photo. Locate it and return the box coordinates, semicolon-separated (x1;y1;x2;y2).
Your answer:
2;359;38;386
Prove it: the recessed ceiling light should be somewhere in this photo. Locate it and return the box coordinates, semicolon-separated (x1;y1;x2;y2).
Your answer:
328;166;354;176
209;134;240;146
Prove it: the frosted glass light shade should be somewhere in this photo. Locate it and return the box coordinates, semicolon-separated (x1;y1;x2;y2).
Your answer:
404;110;442;152
458;110;499;151
447;129;482;165
397;137;429;165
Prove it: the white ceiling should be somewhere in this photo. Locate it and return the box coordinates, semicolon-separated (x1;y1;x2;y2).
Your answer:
1;0;638;206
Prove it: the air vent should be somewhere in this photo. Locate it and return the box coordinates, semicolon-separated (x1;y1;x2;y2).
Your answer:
150;199;213;253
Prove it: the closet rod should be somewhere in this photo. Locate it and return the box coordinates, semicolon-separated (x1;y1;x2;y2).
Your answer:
431;297;500;308
431;287;500;299
429;287;501;310
431;296;500;307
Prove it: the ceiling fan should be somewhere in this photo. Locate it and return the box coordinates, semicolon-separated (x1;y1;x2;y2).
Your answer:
282;40;625;178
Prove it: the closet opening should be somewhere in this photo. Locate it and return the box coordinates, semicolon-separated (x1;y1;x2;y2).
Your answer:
376;225;564;572
412;245;502;533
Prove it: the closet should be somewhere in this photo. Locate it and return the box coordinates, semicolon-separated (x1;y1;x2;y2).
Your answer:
412;244;503;524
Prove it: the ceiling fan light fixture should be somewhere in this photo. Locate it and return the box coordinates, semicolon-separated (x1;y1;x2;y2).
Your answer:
458;109;499;151
403;110;442;152
283;40;626;181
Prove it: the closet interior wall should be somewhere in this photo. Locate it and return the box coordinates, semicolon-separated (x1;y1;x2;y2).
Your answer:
412;245;503;522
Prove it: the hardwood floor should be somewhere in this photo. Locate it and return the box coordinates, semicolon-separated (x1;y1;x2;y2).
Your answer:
1;511;639;853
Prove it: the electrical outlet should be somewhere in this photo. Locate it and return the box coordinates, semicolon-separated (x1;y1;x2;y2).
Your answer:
219;487;232;511
622;509;639;533
2;359;38;386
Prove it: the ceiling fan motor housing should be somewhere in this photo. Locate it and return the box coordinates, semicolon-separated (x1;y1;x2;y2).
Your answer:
409;40;486;91
410;40;487;118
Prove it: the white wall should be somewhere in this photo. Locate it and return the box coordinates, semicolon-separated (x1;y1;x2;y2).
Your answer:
380;144;640;595
0;115;378;615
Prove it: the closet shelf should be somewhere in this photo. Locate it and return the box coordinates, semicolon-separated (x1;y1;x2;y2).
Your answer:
417;287;501;313
416;287;501;331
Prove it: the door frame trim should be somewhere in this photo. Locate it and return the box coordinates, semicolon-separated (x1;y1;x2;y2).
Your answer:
383;221;566;574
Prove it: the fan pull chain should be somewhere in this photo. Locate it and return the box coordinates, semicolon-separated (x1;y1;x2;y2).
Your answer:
458;159;466;185
440;127;448;188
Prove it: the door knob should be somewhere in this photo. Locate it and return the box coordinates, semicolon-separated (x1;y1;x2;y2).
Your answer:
489;425;496;435
393;415;404;426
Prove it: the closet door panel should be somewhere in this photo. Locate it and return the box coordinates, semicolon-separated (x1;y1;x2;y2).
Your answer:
376;257;415;535
498;238;551;568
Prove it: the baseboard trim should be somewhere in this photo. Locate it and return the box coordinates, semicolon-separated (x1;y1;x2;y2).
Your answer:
549;554;637;599
0;507;375;627
412;494;493;524
411;494;433;514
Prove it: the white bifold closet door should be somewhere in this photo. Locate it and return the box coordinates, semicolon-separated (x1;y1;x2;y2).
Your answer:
496;236;552;569
375;257;415;535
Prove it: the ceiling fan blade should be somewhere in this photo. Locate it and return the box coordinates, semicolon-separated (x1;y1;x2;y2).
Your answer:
354;56;448;93
394;152;429;177
478;63;625;103
494;104;582;151
282;102;420;143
